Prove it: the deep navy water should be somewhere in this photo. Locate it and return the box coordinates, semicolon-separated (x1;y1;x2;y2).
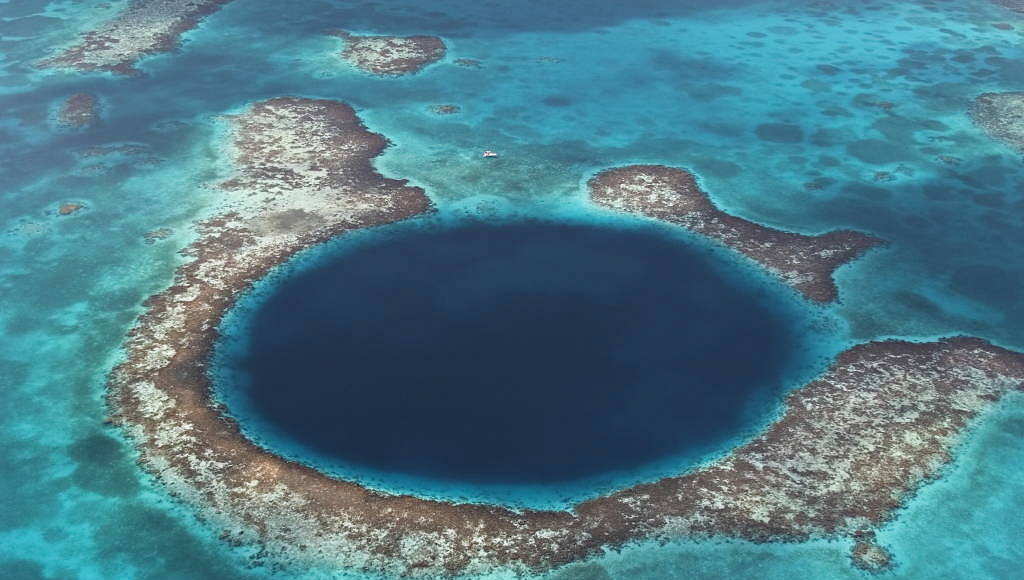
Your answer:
4;0;1024;578
229;222;807;485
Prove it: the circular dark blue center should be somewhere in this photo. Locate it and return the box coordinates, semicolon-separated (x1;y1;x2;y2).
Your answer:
227;221;806;484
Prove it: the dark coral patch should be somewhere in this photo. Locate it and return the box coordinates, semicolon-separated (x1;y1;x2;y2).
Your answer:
68;433;140;497
846;139;914;165
755;123;804;143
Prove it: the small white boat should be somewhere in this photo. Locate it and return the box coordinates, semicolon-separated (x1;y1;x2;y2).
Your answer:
482;150;498;158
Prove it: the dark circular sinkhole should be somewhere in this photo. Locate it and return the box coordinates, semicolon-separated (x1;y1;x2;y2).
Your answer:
222;221;810;485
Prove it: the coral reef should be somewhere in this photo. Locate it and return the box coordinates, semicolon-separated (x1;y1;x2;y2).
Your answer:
109;101;1023;577
430;104;461;115
57;93;99;128
143;228;173;244
329;31;446;75
850;531;894;573
39;0;234;75
971;92;1024;152
589;165;884;302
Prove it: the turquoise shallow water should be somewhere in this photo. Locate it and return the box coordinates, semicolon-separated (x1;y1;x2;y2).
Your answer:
2;0;1024;577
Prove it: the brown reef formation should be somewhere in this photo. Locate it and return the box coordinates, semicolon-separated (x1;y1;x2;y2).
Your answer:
57;202;85;216
57;93;99;128
109;98;1024;577
329;30;446;75
39;0;234;75
971;92;1024;152
589;165;884;302
430;104;461;115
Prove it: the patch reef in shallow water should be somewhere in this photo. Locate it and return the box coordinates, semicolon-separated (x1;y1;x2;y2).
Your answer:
971;92;1024;152
38;0;236;75
57;93;99;128
109;97;1024;577
329;30;447;76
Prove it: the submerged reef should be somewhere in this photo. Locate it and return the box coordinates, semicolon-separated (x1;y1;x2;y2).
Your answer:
108;100;1024;577
329;30;446;75
57;93;98;128
589;165;884;302
38;0;234;75
851;531;894;573
430;104;461;115
992;0;1024;13
971;92;1024;152
57;202;85;216
143;228;173;244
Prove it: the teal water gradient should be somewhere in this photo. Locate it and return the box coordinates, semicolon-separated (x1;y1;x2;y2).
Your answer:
2;0;1024;577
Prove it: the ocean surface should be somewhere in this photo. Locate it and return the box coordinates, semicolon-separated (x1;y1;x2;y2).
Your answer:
2;0;1024;578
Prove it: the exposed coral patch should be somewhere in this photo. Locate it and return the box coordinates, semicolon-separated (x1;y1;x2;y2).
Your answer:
971;92;1024;152
38;0;235;75
588;165;883;302
329;30;446;75
430;104;461;115
57;93;99;128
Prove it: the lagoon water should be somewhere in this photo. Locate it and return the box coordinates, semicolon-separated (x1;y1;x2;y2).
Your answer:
2;0;1024;578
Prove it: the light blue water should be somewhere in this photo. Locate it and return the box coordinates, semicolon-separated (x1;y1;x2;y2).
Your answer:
2;0;1024;577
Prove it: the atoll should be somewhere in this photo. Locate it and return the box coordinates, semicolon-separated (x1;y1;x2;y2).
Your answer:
971;92;1024;152
108;99;1024;577
39;0;234;75
329;31;446;76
